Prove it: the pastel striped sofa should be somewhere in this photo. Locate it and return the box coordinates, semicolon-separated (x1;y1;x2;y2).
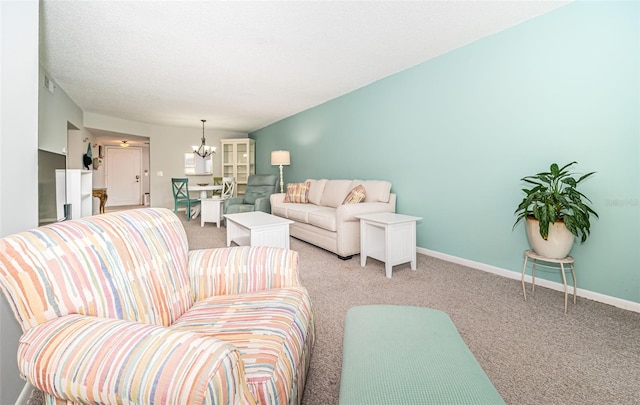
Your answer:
0;208;315;404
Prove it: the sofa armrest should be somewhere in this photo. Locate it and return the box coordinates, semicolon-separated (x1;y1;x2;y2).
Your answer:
19;315;253;404
188;246;300;300
270;193;286;206
254;196;271;213
336;194;397;222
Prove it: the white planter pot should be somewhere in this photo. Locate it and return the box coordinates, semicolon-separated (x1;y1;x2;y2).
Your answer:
525;218;575;259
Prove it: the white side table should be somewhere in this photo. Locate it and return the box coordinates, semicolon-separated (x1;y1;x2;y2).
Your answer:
200;198;224;228
357;212;422;278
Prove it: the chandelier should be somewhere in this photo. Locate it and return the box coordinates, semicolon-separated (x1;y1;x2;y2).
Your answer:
193;119;216;158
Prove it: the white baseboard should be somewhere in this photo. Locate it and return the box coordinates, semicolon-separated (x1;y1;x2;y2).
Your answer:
16;382;33;405
417;247;640;313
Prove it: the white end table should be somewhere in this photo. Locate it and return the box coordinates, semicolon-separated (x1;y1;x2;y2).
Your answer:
188;185;223;219
357;212;422;278
200;198;224;228
224;211;294;249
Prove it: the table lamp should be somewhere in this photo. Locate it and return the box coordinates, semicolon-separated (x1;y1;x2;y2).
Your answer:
271;150;291;193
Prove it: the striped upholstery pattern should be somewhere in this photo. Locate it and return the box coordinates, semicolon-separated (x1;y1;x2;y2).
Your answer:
172;287;315;404
0;208;192;330
342;185;366;204
283;182;310;203
187;246;315;404
0;208;315;405
19;314;255;404
188;246;300;299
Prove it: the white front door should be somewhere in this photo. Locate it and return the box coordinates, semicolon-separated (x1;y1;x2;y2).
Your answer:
106;147;142;206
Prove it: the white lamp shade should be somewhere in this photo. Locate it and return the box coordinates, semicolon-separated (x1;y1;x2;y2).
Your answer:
271;150;291;166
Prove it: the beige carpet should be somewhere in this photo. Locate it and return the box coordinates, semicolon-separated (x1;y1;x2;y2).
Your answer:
29;211;640;404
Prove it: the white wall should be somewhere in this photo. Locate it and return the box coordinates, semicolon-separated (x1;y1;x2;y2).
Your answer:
0;1;39;403
84;113;248;210
38;65;83;155
67;128;97;170
149;124;247;209
84;111;152;137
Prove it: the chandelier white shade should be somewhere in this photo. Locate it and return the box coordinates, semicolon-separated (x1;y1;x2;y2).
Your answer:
193;119;216;158
271;150;291;193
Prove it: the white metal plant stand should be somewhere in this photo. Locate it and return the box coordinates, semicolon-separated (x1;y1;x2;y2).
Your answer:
521;249;577;314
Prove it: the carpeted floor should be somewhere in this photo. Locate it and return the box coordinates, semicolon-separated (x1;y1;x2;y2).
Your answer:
29;211;640;404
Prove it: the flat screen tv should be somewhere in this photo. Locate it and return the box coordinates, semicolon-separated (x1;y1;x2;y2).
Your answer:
38;149;67;225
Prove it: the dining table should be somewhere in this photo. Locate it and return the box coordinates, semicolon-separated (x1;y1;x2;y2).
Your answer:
189;184;223;199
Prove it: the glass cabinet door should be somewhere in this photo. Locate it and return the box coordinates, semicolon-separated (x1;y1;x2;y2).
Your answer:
249;142;255;175
223;165;234;178
222;143;235;179
236;143;248;183
220;139;255;197
236;143;247;165
223;144;234;165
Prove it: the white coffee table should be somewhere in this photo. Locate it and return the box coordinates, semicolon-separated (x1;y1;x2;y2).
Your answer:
356;212;422;278
224;211;294;249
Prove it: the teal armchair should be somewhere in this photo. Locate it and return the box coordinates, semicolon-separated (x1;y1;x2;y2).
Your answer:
224;174;278;215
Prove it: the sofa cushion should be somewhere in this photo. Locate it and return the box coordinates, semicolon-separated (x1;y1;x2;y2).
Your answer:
307;207;339;232
306;179;328;205
286;204;326;223
362;180;392;203
343;185;366;204
319;180;352;208
284;181;310;203
272;204;289;218
271;203;325;223
172;287;314;405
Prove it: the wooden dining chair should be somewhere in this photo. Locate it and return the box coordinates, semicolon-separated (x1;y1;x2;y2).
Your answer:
221;177;236;199
212;177;223;196
171;178;200;221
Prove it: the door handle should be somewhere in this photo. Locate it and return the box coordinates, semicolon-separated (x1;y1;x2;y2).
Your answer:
136;175;140;183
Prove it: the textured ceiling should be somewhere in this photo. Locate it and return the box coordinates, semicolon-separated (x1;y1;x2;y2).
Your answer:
40;1;569;133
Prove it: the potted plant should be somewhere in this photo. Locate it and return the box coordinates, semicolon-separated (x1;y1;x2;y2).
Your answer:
513;161;598;258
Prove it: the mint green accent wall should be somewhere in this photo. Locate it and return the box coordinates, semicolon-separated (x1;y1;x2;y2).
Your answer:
252;1;640;303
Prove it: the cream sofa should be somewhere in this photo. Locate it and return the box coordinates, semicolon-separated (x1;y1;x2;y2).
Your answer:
270;179;396;259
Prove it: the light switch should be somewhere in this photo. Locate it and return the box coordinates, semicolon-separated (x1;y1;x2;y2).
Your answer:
157;171;163;177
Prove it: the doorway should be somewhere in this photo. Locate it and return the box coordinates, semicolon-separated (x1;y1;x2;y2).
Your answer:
105;146;143;206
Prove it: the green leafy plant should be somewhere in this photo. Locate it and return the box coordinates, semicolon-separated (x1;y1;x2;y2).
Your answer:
513;162;598;243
